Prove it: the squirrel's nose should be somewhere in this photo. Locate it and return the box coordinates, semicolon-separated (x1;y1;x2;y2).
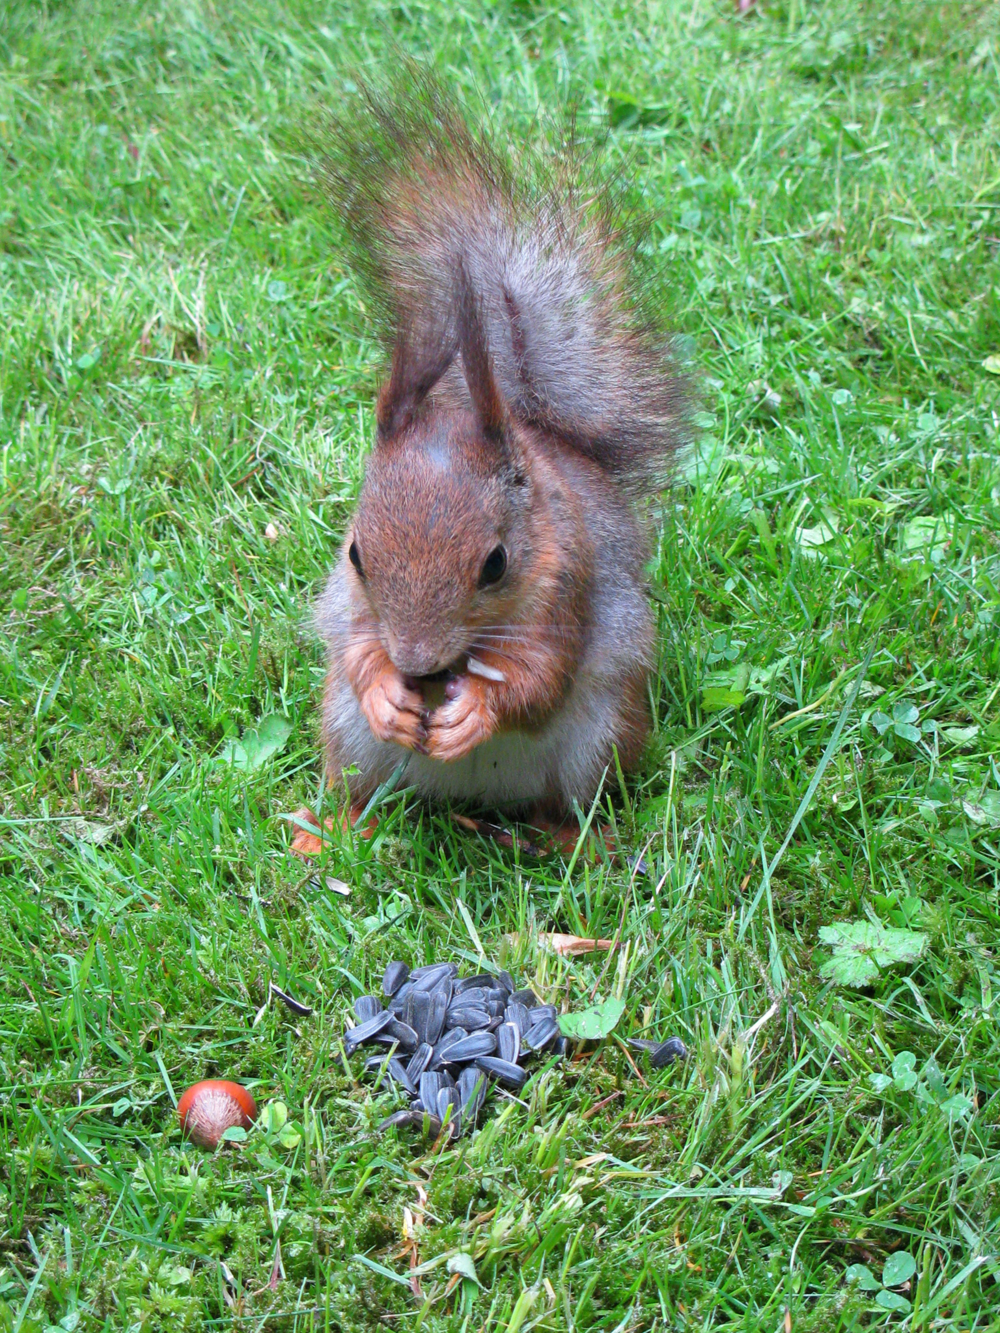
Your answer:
387;636;445;678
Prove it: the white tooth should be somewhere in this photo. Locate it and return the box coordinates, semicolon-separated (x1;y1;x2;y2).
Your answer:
466;655;506;683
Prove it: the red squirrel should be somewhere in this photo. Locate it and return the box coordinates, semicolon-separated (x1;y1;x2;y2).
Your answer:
315;83;687;826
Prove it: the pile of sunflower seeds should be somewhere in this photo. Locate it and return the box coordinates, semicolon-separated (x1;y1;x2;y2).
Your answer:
345;961;566;1137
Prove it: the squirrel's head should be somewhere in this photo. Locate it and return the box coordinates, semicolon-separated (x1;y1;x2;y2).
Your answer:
344;265;542;679
348;404;532;679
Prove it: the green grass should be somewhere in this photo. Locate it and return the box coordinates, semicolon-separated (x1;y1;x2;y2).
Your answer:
2;0;1000;1328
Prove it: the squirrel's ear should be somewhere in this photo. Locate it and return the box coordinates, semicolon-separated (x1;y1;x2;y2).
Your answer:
456;262;506;442
376;324;455;439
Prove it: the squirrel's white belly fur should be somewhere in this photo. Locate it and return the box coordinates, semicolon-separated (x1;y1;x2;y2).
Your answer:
324;668;627;810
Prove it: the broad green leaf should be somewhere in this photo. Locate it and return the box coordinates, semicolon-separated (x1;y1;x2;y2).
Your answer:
894;721;921;743
939;1094;973;1118
159;1263;193;1286
940;724;978;746
680;434;729;484
260;1101;288;1134
882;1251;916;1287
558;997;626;1041
869;1073;893;1093
845;1264;881;1291
898;514;954;563
61;818;116;845
793;519;838;557
870;710;893;735
892;701;919;726
220;713;293;770
220;1125;247;1143
447;1252;481;1285
818;922;927;987
982;353;1000;374
701;663;749;712
606;92;677;129
891;1051;917;1090
875;1291;912;1313
962;792;1000;828
278;1122;303;1149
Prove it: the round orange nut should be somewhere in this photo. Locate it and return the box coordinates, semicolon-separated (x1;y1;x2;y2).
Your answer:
177;1080;257;1149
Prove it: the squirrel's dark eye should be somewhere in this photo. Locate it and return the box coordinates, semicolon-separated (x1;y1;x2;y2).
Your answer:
478;545;507;589
348;541;364;578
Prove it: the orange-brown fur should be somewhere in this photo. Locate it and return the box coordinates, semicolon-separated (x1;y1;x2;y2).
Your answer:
314;81;686;819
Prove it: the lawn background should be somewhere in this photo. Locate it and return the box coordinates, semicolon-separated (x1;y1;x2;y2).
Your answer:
1;0;1000;1329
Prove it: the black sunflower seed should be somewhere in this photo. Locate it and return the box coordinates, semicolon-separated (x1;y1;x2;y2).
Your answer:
453;974;495;994
498;970;514;994
650;1037;688;1067
381;1057;416;1095
418;1071;445;1107
524;1016;560;1051
379;1107;441;1135
378;1019;418;1052
410;962;457;991
345;1008;393;1052
497;1022;520;1064
426;988;449;1045
510;989;539;1009
404;990;432;1044
443;1031;497;1063
445;1005;491;1031
527;1004;558;1026
428;1028;467;1069
474;1056;528;1089
406;1042;434;1082
457;1066;487;1116
506;1002;530;1036
382;961;410;997
354;995;383;1023
436;1086;461;1126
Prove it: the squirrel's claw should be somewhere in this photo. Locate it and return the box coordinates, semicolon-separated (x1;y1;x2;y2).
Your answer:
424;680;494;761
359;674;427;751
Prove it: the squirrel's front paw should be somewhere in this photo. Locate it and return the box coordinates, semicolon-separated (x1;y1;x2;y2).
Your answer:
424;678;494;761
359;671;427;751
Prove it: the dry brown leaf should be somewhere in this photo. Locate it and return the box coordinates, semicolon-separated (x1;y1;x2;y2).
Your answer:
539;932;615;956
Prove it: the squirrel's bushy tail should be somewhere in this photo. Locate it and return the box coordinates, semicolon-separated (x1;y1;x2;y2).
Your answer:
321;75;688;490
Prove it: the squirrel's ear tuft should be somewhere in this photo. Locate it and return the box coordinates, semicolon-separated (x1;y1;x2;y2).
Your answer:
376;324;455;439
456;261;506;444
